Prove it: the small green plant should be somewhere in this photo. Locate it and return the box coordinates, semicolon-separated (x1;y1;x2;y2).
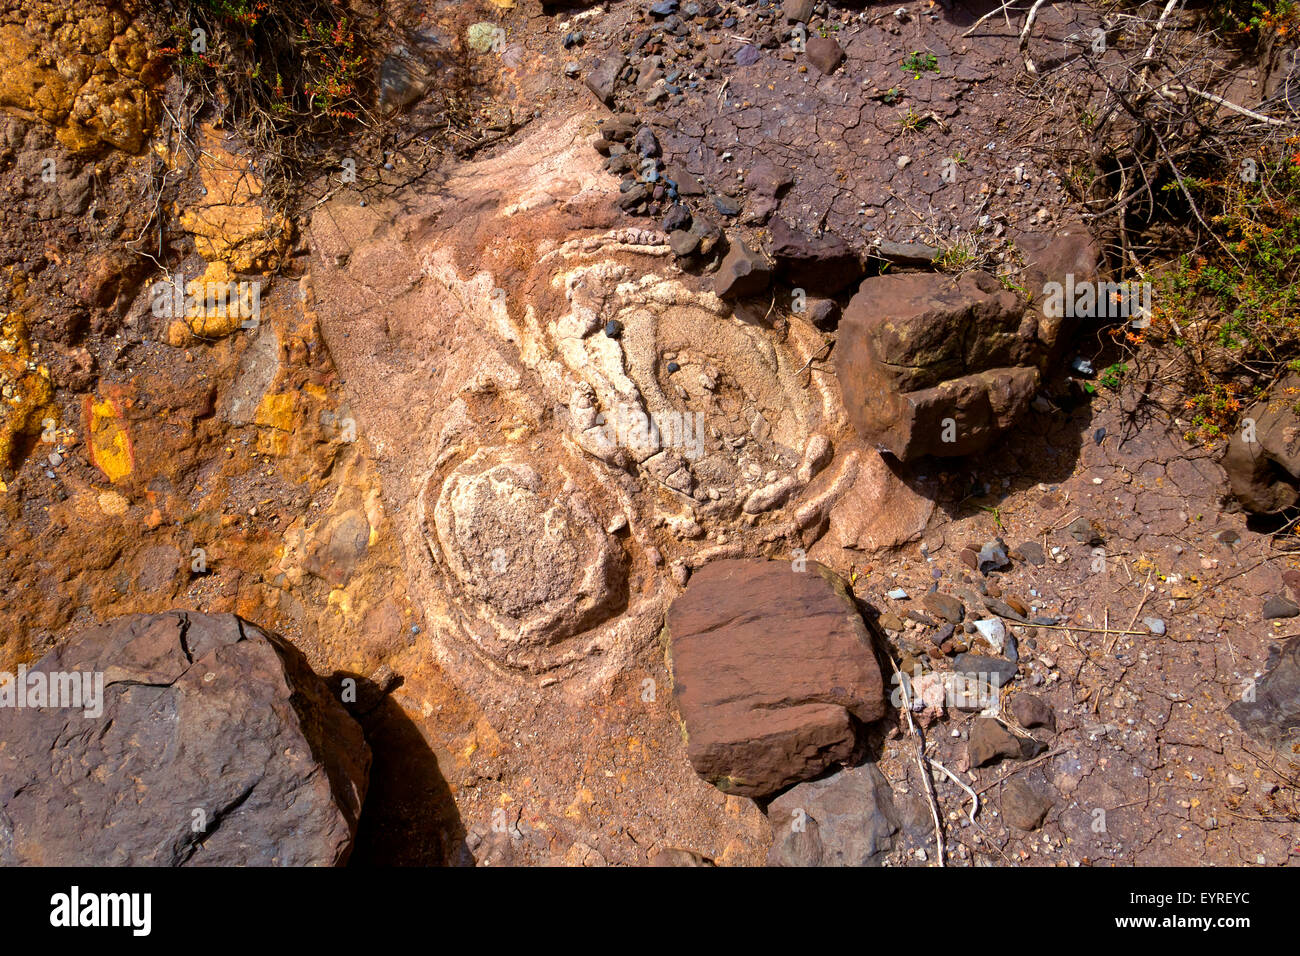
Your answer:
901;51;940;79
897;106;929;134
997;275;1029;297
978;505;1006;532
937;240;978;273
1099;362;1129;390
1155;142;1300;444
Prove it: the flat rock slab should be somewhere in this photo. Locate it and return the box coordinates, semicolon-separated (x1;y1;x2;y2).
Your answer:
0;611;370;866
666;558;885;798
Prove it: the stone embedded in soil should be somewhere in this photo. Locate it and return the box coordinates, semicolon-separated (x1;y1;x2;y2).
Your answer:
650;847;715;866
634;126;661;157
769;218;863;295
1013;541;1046;566
1001;779;1053;830
0;611;370;866
978;539;1011;574
983;595;1029;623
666;558;886;798
969;718;1046;768
872;241;939;269
923;592;964;624
662;202;692;233
669;228;701;256
714;239;773;298
1066;517;1104;545
1262;595;1300;620
953;653;1017;688
735;43;761;67
712;194;742;217
1010;693;1056;732
782;0;814;22
968;718;1023;767
767;761;900;866
805;37;845;75
1228;636;1300;753
1222;372;1300;514
803;297;840;330
834;271;1045;460
585;54;628;106
744;160;794;224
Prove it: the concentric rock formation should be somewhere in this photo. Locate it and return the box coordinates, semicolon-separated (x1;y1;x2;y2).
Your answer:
306;114;930;692
0;611;369;866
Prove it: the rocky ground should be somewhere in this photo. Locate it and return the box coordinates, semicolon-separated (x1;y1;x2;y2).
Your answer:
0;0;1297;867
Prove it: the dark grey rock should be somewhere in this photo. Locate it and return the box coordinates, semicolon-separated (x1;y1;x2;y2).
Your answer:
634;126;661;158
1263;595;1300;620
952;653;1017;688
617;183;651;210
804;297;840;330
0;611;370;866
767;762;899;866
712;194;742;217
968;718;1022;767
662;203;692;233
1066;517;1104;546
873;240;939;268
1015;541;1046;566
1229;637;1300;754
983;596;1029;624
669;229;701;257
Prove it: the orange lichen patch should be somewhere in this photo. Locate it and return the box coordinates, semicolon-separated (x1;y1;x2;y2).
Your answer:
164;261;257;345
0;10;152;153
83;395;134;483
0;312;55;473
254;391;296;456
179;126;291;272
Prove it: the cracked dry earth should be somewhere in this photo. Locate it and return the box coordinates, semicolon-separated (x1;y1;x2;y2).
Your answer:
0;0;1297;868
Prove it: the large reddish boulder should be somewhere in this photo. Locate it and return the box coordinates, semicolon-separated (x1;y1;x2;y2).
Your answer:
666;559;885;798
836;226;1099;460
